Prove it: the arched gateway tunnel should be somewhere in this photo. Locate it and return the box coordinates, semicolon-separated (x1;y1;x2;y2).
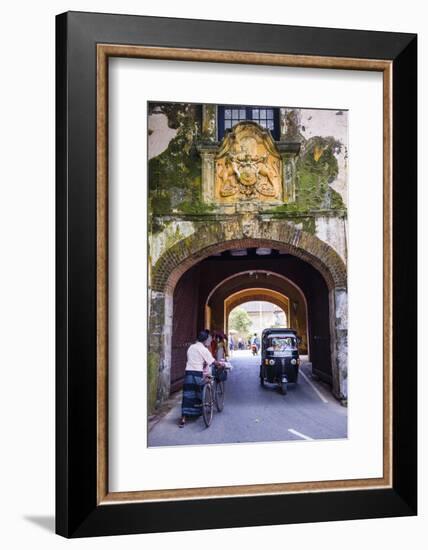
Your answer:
208;270;308;356
149;227;348;411
147;102;348;443
172;245;333;391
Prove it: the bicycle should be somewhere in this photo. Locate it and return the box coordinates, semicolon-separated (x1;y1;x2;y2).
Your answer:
201;369;227;427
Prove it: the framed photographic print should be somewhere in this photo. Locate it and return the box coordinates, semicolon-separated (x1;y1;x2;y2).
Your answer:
56;11;417;538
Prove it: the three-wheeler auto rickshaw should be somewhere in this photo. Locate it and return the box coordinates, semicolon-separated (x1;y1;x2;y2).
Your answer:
259;328;300;395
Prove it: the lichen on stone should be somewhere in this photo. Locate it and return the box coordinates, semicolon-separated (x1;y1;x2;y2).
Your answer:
148;103;204;221
148;351;160;413
267;135;346;218
296;136;346;210
149;220;196;266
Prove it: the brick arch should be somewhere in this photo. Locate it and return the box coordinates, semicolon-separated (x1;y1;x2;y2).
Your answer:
151;224;347;293
207;276;309;355
225;289;289;320
150;223;348;407
224;288;290;336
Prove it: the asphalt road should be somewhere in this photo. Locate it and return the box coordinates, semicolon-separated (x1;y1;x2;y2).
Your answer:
148;350;347;447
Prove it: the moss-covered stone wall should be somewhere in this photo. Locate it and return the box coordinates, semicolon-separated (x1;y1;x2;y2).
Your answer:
148;103;214;224
147;103;349;410
148;104;348;269
269;136;346;215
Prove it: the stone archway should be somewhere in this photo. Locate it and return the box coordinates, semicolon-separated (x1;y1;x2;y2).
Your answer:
151;220;346;293
204;273;309;355
224;289;289;352
149;221;347;410
224;288;290;333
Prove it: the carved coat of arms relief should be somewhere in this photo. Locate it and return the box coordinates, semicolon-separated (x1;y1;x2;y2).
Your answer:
215;122;282;203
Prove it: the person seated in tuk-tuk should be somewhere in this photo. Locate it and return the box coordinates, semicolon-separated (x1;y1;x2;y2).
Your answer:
267;336;296;353
281;338;294;350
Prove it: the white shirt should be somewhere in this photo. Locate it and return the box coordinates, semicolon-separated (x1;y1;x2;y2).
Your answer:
185;341;215;372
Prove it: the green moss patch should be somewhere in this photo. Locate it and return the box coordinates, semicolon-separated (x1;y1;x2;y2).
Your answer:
268;136;346;219
295;136;345;211
148;103;204;221
148;351;160;413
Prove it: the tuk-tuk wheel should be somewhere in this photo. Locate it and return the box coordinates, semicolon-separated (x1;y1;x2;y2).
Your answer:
281;381;288;395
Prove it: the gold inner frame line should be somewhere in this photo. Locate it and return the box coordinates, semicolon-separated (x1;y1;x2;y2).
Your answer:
96;43;393;505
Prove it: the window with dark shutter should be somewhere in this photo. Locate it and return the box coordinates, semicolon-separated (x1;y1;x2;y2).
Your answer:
217;105;280;140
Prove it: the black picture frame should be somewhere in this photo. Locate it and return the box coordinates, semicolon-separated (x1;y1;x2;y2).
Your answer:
56;11;417;538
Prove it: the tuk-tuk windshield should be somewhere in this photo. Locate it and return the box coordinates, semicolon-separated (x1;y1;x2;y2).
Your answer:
266;335;297;352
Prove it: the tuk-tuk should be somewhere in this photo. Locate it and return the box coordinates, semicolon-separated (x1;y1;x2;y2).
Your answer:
259;328;300;395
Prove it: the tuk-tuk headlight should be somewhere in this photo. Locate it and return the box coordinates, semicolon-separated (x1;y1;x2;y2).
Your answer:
269;359;275;366
291;358;297;365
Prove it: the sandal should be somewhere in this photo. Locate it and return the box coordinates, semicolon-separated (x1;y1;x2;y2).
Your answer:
179;417;186;428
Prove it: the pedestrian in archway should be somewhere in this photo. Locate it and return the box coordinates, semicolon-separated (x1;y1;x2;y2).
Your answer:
215;332;228;362
210;330;218;358
228;333;234;355
251;333;260;353
179;330;224;428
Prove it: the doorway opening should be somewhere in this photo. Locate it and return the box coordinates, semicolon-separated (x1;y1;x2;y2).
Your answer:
227;299;288;352
169;246;331;393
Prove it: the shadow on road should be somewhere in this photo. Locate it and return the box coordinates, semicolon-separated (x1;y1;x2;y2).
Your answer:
148;351;347;447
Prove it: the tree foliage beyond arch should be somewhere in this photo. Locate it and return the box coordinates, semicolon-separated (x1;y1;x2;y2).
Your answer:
229;307;252;335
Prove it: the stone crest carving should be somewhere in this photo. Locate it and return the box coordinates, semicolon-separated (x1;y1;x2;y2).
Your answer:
215;122;282;202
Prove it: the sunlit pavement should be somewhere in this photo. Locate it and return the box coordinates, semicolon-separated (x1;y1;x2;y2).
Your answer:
148;350;347;447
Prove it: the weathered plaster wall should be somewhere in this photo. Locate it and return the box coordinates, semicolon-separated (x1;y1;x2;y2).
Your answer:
300;109;348;207
148;106;347;217
150;220;196;266
148;103;208;224
315;216;347;262
148;111;178;160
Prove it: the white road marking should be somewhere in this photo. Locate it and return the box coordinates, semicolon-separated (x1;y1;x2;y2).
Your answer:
288;428;314;441
299;369;329;403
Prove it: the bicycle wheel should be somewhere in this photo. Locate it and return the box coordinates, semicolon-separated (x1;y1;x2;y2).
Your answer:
202;383;213;427
215;380;225;412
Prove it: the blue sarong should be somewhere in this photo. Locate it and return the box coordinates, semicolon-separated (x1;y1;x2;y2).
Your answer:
181;370;204;417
